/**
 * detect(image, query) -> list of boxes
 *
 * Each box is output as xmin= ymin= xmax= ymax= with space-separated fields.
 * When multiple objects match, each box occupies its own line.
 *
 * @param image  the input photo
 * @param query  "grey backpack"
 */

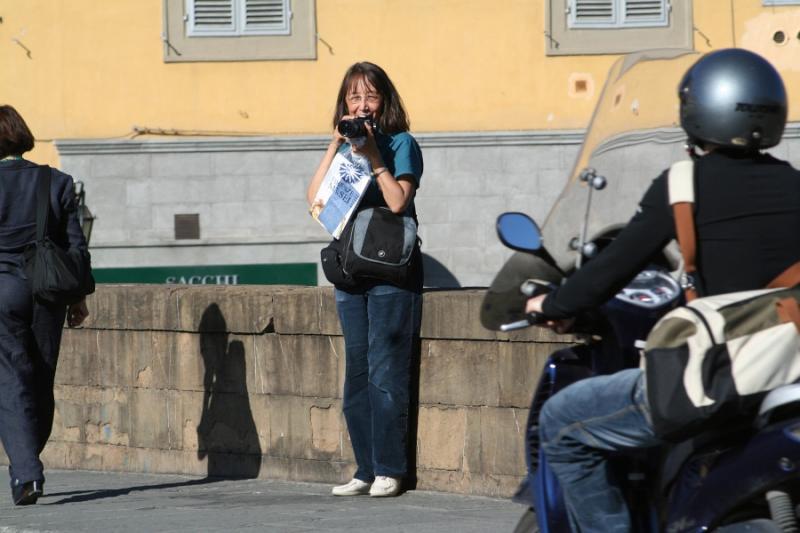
xmin=321 ymin=206 xmax=418 ymax=288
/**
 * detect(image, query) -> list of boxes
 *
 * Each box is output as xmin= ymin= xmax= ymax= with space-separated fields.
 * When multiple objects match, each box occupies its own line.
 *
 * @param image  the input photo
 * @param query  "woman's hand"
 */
xmin=350 ymin=121 xmax=384 ymax=169
xmin=525 ymin=294 xmax=574 ymax=334
xmin=331 ymin=120 xmax=348 ymax=147
xmin=67 ymin=299 xmax=89 ymax=328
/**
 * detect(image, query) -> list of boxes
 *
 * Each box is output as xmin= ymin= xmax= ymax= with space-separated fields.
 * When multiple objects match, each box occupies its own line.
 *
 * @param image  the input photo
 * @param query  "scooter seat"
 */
xmin=756 ymin=383 xmax=800 ymax=428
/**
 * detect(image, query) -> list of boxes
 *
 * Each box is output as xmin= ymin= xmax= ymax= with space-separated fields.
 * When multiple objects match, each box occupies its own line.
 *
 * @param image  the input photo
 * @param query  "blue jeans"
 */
xmin=335 ymin=284 xmax=422 ymax=481
xmin=539 ymin=368 xmax=662 ymax=533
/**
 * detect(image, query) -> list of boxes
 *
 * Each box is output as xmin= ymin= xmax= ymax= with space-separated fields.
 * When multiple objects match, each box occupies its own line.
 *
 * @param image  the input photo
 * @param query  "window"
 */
xmin=763 ymin=0 xmax=800 ymax=5
xmin=174 ymin=214 xmax=201 ymax=240
xmin=187 ymin=0 xmax=290 ymax=37
xmin=162 ymin=0 xmax=316 ymax=62
xmin=546 ymin=0 xmax=692 ymax=56
xmin=569 ymin=0 xmax=669 ymax=29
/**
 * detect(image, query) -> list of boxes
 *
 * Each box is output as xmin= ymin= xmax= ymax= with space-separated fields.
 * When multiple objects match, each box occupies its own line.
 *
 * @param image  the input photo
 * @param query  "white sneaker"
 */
xmin=331 ymin=478 xmax=371 ymax=496
xmin=369 ymin=476 xmax=401 ymax=497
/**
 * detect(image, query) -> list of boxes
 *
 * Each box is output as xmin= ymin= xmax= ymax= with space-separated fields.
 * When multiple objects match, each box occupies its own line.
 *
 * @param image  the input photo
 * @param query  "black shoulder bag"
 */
xmin=320 ymin=206 xmax=418 ymax=288
xmin=23 ymin=166 xmax=96 ymax=305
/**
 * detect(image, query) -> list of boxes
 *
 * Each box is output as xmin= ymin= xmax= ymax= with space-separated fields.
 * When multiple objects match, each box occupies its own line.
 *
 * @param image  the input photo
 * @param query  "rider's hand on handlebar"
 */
xmin=525 ymin=294 xmax=576 ymax=334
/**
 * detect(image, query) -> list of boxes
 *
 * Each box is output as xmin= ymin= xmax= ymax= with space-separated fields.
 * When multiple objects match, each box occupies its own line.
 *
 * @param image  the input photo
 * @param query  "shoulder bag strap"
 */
xmin=667 ymin=160 xmax=698 ymax=302
xmin=35 ymin=166 xmax=52 ymax=242
xmin=668 ymin=160 xmax=800 ymax=294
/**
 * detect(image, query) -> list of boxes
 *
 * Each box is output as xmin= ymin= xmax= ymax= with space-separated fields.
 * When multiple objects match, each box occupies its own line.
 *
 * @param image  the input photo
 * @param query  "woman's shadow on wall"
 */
xmin=196 ymin=303 xmax=262 ymax=479
xmin=422 ymin=253 xmax=461 ymax=289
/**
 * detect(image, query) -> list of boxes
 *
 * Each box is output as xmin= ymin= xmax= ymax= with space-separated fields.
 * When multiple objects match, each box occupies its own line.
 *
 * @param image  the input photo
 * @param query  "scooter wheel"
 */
xmin=512 ymin=507 xmax=539 ymax=533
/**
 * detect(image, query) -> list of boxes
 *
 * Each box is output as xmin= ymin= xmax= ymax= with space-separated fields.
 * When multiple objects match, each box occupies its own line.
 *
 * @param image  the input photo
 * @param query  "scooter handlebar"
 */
xmin=498 ymin=281 xmax=556 ymax=331
xmin=498 ymin=312 xmax=550 ymax=331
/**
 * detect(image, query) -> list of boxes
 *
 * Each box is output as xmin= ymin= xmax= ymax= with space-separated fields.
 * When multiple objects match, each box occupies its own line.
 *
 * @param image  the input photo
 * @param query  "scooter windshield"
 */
xmin=542 ymin=49 xmax=701 ymax=273
xmin=480 ymin=50 xmax=705 ymax=331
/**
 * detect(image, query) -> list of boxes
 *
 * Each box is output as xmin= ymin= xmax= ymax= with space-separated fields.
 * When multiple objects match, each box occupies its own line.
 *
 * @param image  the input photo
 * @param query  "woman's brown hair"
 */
xmin=332 ymin=62 xmax=410 ymax=135
xmin=0 ymin=105 xmax=34 ymax=159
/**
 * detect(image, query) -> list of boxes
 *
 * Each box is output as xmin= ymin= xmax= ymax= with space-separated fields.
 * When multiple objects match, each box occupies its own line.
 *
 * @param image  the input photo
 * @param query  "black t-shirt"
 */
xmin=542 ymin=150 xmax=800 ymax=318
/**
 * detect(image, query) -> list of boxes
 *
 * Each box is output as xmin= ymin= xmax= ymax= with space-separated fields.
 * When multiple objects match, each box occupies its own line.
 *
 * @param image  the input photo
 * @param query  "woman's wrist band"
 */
xmin=371 ymin=167 xmax=388 ymax=178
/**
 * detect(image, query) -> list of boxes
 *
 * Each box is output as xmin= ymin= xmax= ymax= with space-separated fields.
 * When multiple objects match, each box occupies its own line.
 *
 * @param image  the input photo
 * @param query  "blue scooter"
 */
xmin=481 ymin=211 xmax=800 ymax=533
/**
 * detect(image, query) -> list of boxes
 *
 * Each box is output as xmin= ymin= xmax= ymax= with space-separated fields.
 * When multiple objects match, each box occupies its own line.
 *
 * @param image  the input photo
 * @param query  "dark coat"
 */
xmin=0 ymin=158 xmax=87 ymax=268
xmin=0 ymin=157 xmax=90 ymax=484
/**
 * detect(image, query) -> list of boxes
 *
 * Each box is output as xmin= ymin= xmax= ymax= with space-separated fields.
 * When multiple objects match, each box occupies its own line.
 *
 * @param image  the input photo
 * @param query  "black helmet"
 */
xmin=678 ymin=48 xmax=787 ymax=150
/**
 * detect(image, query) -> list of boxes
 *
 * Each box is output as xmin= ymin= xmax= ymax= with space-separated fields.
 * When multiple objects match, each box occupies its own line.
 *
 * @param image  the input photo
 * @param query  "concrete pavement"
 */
xmin=0 ymin=470 xmax=525 ymax=532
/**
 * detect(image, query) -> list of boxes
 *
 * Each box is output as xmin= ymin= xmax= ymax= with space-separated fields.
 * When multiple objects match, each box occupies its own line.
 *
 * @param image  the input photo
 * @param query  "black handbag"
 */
xmin=23 ymin=167 xmax=95 ymax=305
xmin=321 ymin=206 xmax=418 ymax=288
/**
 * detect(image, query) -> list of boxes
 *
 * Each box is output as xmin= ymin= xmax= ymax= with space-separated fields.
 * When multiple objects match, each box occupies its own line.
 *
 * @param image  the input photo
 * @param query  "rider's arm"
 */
xmin=540 ymin=172 xmax=676 ymax=319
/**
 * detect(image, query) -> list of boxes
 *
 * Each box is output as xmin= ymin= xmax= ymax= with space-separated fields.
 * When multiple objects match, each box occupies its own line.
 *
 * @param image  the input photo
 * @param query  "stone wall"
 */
xmin=56 ymin=131 xmax=584 ymax=288
xmin=0 ymin=285 xmax=577 ymax=498
xmin=56 ymin=125 xmax=800 ymax=288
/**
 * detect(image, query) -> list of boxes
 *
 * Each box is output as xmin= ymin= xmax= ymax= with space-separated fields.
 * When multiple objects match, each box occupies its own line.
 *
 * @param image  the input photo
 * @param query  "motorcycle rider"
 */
xmin=525 ymin=48 xmax=800 ymax=532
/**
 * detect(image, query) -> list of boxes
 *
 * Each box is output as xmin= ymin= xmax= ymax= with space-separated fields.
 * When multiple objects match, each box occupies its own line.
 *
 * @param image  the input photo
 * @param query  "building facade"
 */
xmin=3 ymin=0 xmax=800 ymax=286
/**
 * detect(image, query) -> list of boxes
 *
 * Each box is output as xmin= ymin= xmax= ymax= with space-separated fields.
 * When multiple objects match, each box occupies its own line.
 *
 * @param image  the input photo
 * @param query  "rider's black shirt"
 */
xmin=542 ymin=150 xmax=800 ymax=319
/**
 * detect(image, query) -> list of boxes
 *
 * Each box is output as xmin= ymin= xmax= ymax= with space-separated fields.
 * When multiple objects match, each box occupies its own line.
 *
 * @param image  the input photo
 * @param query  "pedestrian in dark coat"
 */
xmin=0 ymin=105 xmax=90 ymax=505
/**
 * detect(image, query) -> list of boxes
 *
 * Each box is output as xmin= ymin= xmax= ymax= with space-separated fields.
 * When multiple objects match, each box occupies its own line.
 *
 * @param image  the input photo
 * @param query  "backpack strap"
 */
xmin=776 ymin=298 xmax=800 ymax=332
xmin=667 ymin=160 xmax=698 ymax=302
xmin=668 ymin=160 xmax=800 ymax=296
xmin=767 ymin=261 xmax=800 ymax=289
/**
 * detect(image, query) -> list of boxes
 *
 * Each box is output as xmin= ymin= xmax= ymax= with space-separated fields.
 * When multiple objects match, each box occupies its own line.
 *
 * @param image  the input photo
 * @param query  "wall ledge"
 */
xmin=55 ymin=130 xmax=586 ymax=155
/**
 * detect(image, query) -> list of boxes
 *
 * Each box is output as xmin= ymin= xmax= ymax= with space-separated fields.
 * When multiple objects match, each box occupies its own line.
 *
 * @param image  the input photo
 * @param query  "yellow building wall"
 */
xmin=2 ymin=0 xmax=800 ymax=167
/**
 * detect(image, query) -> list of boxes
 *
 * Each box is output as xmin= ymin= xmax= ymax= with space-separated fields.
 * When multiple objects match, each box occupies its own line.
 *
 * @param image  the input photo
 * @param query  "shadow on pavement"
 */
xmin=44 ymin=477 xmax=225 ymax=505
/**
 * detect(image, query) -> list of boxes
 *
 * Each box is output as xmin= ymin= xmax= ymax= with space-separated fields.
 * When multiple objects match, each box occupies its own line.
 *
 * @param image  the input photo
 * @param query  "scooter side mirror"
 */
xmin=497 ymin=212 xmax=542 ymax=252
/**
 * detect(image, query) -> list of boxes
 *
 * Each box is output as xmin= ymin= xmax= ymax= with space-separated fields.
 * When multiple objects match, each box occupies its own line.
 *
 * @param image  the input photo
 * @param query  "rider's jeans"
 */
xmin=539 ymin=368 xmax=662 ymax=533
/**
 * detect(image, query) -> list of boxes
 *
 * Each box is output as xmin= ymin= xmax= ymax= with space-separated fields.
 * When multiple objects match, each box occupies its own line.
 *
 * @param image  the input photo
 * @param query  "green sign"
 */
xmin=93 ymin=263 xmax=317 ymax=286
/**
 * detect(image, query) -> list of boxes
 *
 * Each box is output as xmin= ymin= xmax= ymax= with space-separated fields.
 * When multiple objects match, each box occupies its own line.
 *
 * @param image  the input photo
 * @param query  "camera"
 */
xmin=337 ymin=116 xmax=376 ymax=138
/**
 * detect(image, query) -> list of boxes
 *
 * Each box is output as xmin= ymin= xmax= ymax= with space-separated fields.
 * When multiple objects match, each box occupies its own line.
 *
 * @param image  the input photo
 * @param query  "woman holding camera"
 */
xmin=307 ymin=62 xmax=423 ymax=498
xmin=0 ymin=105 xmax=91 ymax=505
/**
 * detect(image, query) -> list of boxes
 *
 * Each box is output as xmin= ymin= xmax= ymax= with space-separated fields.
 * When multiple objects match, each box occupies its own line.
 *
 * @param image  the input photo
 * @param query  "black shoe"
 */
xmin=11 ymin=479 xmax=43 ymax=506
